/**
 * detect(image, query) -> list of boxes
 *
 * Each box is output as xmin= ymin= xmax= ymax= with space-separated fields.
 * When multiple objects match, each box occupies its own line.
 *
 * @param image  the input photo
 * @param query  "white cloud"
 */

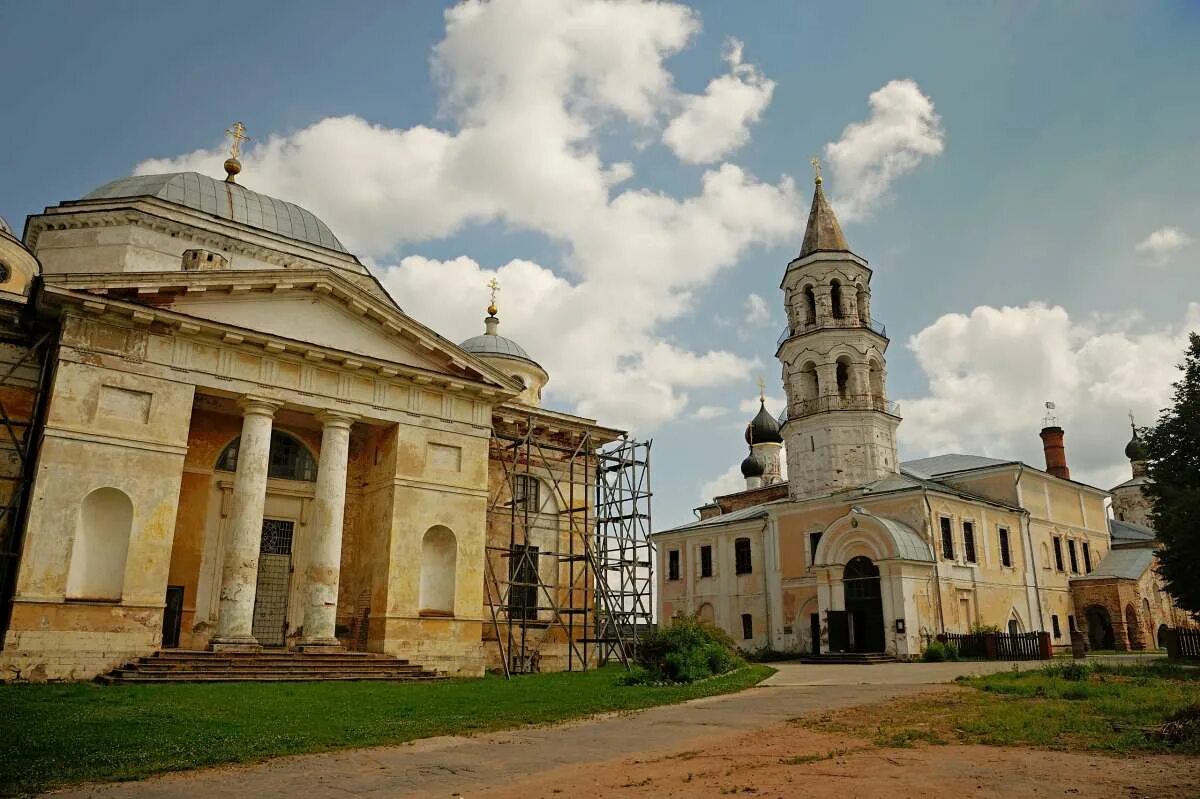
xmin=135 ymin=0 xmax=798 ymax=432
xmin=699 ymin=463 xmax=746 ymax=503
xmin=1135 ymin=226 xmax=1192 ymax=266
xmin=662 ymin=38 xmax=775 ymax=164
xmin=689 ymin=405 xmax=728 ymax=421
xmin=898 ymin=302 xmax=1200 ymax=490
xmin=824 ymin=79 xmax=944 ymax=221
xmin=744 ymin=292 xmax=772 ymax=326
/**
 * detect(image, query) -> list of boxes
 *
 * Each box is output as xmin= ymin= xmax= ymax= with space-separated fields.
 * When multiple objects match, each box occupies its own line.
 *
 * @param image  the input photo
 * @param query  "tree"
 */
xmin=1144 ymin=331 xmax=1200 ymax=614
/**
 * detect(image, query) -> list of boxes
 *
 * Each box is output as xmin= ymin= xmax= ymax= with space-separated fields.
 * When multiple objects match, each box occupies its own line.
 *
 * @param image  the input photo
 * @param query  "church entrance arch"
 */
xmin=1084 ymin=604 xmax=1115 ymax=650
xmin=842 ymin=556 xmax=885 ymax=653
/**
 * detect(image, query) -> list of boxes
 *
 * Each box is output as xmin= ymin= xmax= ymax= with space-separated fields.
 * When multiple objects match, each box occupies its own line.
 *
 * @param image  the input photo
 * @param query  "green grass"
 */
xmin=801 ymin=662 xmax=1200 ymax=756
xmin=0 ymin=664 xmax=772 ymax=796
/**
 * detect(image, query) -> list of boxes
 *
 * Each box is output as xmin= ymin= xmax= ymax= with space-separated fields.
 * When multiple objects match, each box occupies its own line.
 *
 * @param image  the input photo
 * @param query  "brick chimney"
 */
xmin=1039 ymin=425 xmax=1070 ymax=480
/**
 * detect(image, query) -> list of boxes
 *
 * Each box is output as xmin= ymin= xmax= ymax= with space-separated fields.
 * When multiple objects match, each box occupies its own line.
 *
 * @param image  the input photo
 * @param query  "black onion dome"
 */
xmin=1124 ymin=428 xmax=1148 ymax=461
xmin=740 ymin=450 xmax=765 ymax=479
xmin=745 ymin=400 xmax=783 ymax=445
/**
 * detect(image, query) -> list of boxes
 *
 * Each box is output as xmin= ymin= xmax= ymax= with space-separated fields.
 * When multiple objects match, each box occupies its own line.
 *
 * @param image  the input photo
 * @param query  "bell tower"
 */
xmin=777 ymin=164 xmax=900 ymax=499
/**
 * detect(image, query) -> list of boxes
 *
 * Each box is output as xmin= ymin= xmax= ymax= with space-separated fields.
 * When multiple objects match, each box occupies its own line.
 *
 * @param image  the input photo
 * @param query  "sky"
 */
xmin=2 ymin=1 xmax=1198 ymax=528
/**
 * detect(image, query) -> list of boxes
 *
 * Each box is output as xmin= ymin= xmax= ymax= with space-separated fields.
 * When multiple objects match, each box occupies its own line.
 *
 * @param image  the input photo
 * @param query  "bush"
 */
xmin=922 ymin=641 xmax=959 ymax=662
xmin=740 ymin=645 xmax=799 ymax=663
xmin=635 ymin=613 xmax=744 ymax=683
xmin=1055 ymin=661 xmax=1090 ymax=682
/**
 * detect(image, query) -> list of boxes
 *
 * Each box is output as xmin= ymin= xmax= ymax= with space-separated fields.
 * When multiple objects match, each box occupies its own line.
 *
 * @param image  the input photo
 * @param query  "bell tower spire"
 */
xmin=776 ymin=167 xmax=900 ymax=498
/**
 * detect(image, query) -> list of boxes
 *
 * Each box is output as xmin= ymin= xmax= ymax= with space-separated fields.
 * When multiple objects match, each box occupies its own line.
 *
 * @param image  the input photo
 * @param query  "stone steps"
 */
xmin=796 ymin=652 xmax=896 ymax=665
xmin=97 ymin=649 xmax=442 ymax=684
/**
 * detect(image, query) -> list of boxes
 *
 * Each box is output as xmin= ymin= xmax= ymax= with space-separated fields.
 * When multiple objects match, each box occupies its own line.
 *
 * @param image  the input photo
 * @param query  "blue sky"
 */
xmin=3 ymin=1 xmax=1198 ymax=527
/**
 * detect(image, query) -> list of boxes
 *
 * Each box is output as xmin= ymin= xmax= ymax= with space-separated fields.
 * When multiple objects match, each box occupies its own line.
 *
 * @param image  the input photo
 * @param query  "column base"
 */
xmin=296 ymin=639 xmax=344 ymax=652
xmin=209 ymin=637 xmax=263 ymax=653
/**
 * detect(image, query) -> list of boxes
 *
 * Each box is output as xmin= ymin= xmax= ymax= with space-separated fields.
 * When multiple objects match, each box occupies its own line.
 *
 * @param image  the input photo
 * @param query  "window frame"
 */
xmin=1052 ymin=536 xmax=1065 ymax=572
xmin=1051 ymin=614 xmax=1061 ymax=639
xmin=741 ymin=613 xmax=753 ymax=641
xmin=513 ymin=474 xmax=540 ymax=514
xmin=699 ymin=544 xmax=713 ymax=578
xmin=667 ymin=549 xmax=680 ymax=581
xmin=1082 ymin=541 xmax=1092 ymax=573
xmin=734 ymin=537 xmax=753 ymax=575
xmin=1066 ymin=538 xmax=1079 ymax=574
xmin=962 ymin=520 xmax=977 ymax=564
xmin=998 ymin=526 xmax=1013 ymax=568
xmin=939 ymin=516 xmax=955 ymax=561
xmin=808 ymin=531 xmax=823 ymax=567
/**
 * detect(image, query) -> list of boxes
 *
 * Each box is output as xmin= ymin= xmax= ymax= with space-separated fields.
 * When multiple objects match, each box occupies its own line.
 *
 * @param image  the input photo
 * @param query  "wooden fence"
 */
xmin=938 ymin=631 xmax=1049 ymax=661
xmin=1168 ymin=627 xmax=1200 ymax=659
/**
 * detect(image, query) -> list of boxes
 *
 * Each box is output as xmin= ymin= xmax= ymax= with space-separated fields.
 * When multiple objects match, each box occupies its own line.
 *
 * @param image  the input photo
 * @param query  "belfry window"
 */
xmin=830 ymin=280 xmax=844 ymax=319
xmin=216 ymin=430 xmax=317 ymax=481
xmin=803 ymin=286 xmax=817 ymax=325
xmin=835 ymin=358 xmax=850 ymax=398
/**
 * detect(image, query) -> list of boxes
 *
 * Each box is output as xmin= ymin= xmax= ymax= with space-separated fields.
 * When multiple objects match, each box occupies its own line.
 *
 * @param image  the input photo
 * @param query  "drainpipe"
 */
xmin=759 ymin=516 xmax=774 ymax=650
xmin=921 ymin=487 xmax=946 ymax=635
xmin=1015 ymin=463 xmax=1046 ymax=631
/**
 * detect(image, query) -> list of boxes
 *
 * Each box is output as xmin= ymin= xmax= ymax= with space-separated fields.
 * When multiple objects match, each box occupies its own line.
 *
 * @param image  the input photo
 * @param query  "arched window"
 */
xmin=835 ymin=357 xmax=851 ymax=398
xmin=803 ymin=285 xmax=817 ymax=325
xmin=830 ymin=280 xmax=844 ymax=320
xmin=868 ymin=358 xmax=884 ymax=399
xmin=856 ymin=284 xmax=869 ymax=322
xmin=799 ymin=361 xmax=819 ymax=402
xmin=419 ymin=526 xmax=457 ymax=615
xmin=216 ymin=430 xmax=317 ymax=481
xmin=66 ymin=487 xmax=134 ymax=601
xmin=696 ymin=602 xmax=715 ymax=623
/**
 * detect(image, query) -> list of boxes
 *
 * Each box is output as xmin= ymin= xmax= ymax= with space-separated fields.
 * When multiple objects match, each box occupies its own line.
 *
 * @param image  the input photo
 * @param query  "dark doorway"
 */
xmin=843 ymin=556 xmax=885 ymax=653
xmin=508 ymin=544 xmax=540 ymax=621
xmin=809 ymin=612 xmax=821 ymax=656
xmin=162 ymin=585 xmax=184 ymax=648
xmin=826 ymin=610 xmax=850 ymax=652
xmin=1085 ymin=605 xmax=1115 ymax=650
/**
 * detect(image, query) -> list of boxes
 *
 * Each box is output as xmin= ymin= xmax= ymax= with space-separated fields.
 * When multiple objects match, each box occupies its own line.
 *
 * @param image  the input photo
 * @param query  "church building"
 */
xmin=654 ymin=168 xmax=1191 ymax=658
xmin=0 ymin=129 xmax=645 ymax=682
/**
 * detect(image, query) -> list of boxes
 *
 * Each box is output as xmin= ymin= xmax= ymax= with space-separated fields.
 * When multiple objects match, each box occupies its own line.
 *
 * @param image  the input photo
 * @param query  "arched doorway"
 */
xmin=1125 ymin=604 xmax=1141 ymax=650
xmin=1157 ymin=624 xmax=1170 ymax=650
xmin=843 ymin=556 xmax=885 ymax=653
xmin=1085 ymin=605 xmax=1115 ymax=650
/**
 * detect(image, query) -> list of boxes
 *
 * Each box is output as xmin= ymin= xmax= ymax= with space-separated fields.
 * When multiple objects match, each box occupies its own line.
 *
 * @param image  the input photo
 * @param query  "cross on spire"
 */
xmin=810 ymin=157 xmax=823 ymax=185
xmin=757 ymin=375 xmax=766 ymax=402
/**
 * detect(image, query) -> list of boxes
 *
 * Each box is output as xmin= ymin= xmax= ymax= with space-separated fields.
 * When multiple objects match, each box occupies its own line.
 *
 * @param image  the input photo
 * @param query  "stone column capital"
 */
xmin=237 ymin=395 xmax=284 ymax=417
xmin=314 ymin=409 xmax=360 ymax=429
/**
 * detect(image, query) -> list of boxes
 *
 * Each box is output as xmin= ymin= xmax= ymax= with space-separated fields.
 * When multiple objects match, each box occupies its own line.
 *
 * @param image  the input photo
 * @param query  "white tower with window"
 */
xmin=777 ymin=167 xmax=900 ymax=499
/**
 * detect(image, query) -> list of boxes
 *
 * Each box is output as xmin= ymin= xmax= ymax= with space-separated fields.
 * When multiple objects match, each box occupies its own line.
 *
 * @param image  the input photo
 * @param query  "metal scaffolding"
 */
xmin=483 ymin=417 xmax=652 ymax=677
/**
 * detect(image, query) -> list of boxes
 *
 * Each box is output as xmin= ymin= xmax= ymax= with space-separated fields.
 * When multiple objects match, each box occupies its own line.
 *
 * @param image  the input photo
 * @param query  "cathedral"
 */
xmin=655 ymin=169 xmax=1191 ymax=658
xmin=0 ymin=130 xmax=646 ymax=682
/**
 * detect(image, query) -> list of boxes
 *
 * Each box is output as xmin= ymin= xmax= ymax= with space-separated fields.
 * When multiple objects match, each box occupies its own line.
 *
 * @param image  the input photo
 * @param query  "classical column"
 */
xmin=299 ymin=410 xmax=357 ymax=649
xmin=212 ymin=396 xmax=283 ymax=650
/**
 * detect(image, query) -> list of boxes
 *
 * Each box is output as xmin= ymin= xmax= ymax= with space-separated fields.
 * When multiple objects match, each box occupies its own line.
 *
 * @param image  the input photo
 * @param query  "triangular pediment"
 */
xmin=40 ymin=268 xmax=520 ymax=393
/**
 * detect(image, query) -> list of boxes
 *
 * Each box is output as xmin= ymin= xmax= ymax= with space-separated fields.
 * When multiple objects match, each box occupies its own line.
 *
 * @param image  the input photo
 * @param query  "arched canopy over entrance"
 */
xmin=813 ymin=507 xmax=934 ymax=568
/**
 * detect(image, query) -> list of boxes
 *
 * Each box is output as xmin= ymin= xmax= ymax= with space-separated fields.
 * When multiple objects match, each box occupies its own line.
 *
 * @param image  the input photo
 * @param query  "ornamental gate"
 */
xmin=251 ymin=519 xmax=294 ymax=646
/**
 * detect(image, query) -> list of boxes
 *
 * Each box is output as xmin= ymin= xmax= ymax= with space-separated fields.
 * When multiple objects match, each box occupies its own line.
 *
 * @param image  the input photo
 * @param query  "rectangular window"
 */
xmin=963 ymin=521 xmax=977 ymax=564
xmin=507 ymin=545 xmax=539 ymax=620
xmin=1052 ymin=536 xmax=1065 ymax=572
xmin=667 ymin=549 xmax=680 ymax=581
xmin=1067 ymin=539 xmax=1079 ymax=574
xmin=735 ymin=537 xmax=752 ymax=575
xmin=999 ymin=527 xmax=1012 ymax=567
xmin=809 ymin=531 xmax=823 ymax=566
xmin=1052 ymin=614 xmax=1062 ymax=638
xmin=700 ymin=545 xmax=713 ymax=578
xmin=939 ymin=517 xmax=954 ymax=560
xmin=1082 ymin=541 xmax=1092 ymax=573
xmin=741 ymin=613 xmax=753 ymax=640
xmin=514 ymin=475 xmax=540 ymax=513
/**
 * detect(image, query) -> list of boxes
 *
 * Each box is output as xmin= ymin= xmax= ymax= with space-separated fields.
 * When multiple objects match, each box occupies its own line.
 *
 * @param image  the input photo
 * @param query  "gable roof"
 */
xmin=1072 ymin=547 xmax=1155 ymax=581
xmin=901 ymin=454 xmax=1015 ymax=479
xmin=39 ymin=268 xmax=523 ymax=394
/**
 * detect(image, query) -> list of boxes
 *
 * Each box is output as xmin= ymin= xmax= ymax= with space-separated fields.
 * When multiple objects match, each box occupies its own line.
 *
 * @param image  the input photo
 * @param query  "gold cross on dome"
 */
xmin=757 ymin=375 xmax=766 ymax=401
xmin=486 ymin=277 xmax=500 ymax=315
xmin=225 ymin=121 xmax=252 ymax=160
xmin=810 ymin=157 xmax=822 ymax=183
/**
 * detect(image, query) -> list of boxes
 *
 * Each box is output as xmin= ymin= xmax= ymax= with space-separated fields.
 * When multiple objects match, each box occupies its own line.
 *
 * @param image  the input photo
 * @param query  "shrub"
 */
xmin=1055 ymin=661 xmax=1090 ymax=682
xmin=740 ymin=645 xmax=798 ymax=663
xmin=922 ymin=641 xmax=959 ymax=662
xmin=635 ymin=613 xmax=744 ymax=683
